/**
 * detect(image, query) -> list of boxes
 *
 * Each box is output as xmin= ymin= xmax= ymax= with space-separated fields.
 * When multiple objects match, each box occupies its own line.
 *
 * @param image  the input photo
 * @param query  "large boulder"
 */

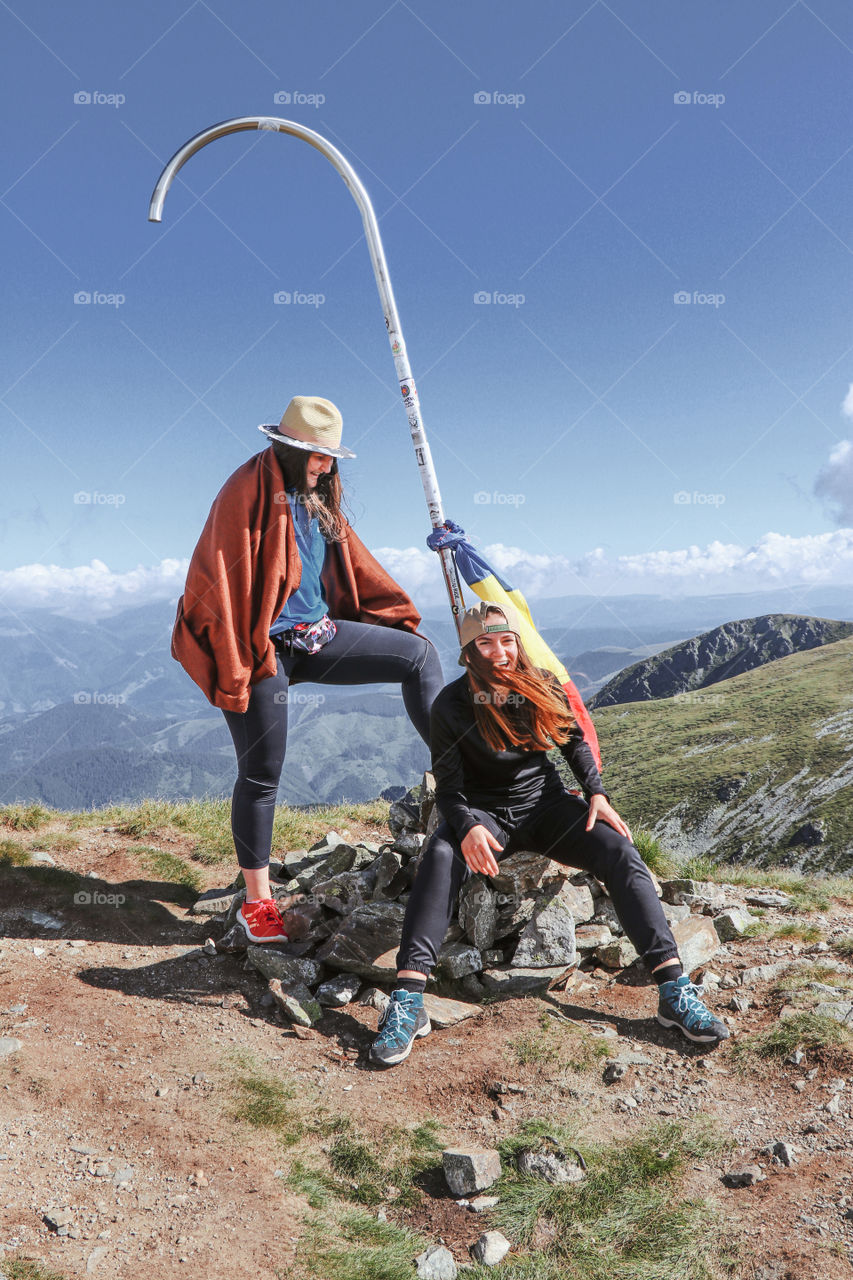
xmin=512 ymin=893 xmax=577 ymax=968
xmin=458 ymin=878 xmax=498 ymax=951
xmin=315 ymin=902 xmax=407 ymax=980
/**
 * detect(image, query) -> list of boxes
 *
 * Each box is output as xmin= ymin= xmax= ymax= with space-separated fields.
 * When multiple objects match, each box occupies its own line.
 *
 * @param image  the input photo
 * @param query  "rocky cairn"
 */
xmin=192 ymin=774 xmax=750 ymax=1026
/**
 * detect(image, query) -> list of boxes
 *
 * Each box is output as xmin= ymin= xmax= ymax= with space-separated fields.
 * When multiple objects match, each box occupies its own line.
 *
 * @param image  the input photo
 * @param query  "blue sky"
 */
xmin=1 ymin=0 xmax=852 ymax=615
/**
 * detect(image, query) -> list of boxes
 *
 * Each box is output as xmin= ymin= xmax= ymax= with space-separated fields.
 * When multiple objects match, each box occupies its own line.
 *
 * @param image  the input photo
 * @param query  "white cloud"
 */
xmin=842 ymin=383 xmax=853 ymax=420
xmin=376 ymin=529 xmax=853 ymax=605
xmin=0 ymin=558 xmax=188 ymax=620
xmin=2 ymin=531 xmax=853 ymax=620
xmin=815 ymin=439 xmax=853 ymax=525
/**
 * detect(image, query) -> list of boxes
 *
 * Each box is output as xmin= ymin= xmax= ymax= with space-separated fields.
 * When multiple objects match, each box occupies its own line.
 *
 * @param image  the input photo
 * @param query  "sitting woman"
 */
xmin=371 ymin=600 xmax=728 ymax=1066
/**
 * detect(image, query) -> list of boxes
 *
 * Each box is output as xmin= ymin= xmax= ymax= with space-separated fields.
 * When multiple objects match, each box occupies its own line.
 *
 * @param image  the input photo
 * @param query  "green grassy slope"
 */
xmin=580 ymin=636 xmax=853 ymax=874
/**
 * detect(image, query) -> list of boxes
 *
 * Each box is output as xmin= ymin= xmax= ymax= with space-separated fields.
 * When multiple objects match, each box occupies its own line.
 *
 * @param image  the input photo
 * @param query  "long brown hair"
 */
xmin=462 ymin=621 xmax=575 ymax=753
xmin=271 ymin=440 xmax=348 ymax=542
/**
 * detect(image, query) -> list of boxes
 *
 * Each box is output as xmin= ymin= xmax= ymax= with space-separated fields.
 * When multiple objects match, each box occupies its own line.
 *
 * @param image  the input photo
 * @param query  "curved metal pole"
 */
xmin=148 ymin=115 xmax=465 ymax=633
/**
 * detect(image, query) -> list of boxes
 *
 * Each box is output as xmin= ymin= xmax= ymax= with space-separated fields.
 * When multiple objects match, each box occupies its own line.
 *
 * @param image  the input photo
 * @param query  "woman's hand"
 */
xmin=585 ymin=794 xmax=633 ymax=842
xmin=460 ymin=824 xmax=503 ymax=877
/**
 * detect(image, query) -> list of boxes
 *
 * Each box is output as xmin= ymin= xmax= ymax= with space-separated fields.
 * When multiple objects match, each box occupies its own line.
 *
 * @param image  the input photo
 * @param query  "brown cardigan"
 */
xmin=172 ymin=447 xmax=421 ymax=712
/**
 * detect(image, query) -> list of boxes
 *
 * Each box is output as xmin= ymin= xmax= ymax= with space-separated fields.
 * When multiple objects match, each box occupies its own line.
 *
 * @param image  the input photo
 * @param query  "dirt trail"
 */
xmin=2 ymin=827 xmax=853 ymax=1278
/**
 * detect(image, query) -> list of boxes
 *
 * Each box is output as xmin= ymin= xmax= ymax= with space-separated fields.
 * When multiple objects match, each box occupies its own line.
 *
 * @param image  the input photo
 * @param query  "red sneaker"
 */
xmin=238 ymin=898 xmax=289 ymax=943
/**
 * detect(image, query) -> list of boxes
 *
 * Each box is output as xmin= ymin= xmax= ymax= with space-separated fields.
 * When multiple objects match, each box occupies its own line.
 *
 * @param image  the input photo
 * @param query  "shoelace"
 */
xmin=247 ymin=900 xmax=286 ymax=931
xmin=380 ymin=998 xmax=414 ymax=1041
xmin=673 ymin=982 xmax=713 ymax=1026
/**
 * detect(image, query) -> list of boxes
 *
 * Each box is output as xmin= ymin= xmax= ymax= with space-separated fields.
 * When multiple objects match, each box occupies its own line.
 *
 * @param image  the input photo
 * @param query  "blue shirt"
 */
xmin=269 ymin=489 xmax=329 ymax=635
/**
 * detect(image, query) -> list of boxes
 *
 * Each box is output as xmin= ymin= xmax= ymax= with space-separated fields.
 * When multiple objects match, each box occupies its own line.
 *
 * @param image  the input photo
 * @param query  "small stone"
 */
xmin=442 ymin=1147 xmax=502 ymax=1196
xmin=516 ymin=1148 xmax=584 ymax=1183
xmin=785 ymin=1049 xmax=806 ymax=1066
xmin=45 ymin=1208 xmax=74 ymax=1232
xmin=0 ymin=1038 xmax=22 ymax=1058
xmin=360 ymin=987 xmax=391 ymax=1016
xmin=574 ymin=924 xmax=613 ymax=951
xmin=744 ymin=889 xmax=791 ymax=909
xmin=436 ymin=941 xmax=483 ymax=980
xmin=729 ymin=994 xmax=751 ymax=1013
xmin=188 ymin=1168 xmax=208 ymax=1187
xmin=202 ymin=939 xmax=217 ymax=956
xmin=713 ymin=908 xmax=756 ymax=943
xmin=155 ymin=1087 xmax=169 ymax=1098
xmin=414 ymin=1242 xmax=457 ymax=1279
xmin=671 ymin=915 xmax=720 ymax=974
xmin=470 ymin=1231 xmax=511 ymax=1266
xmin=722 ymin=1166 xmax=765 ymax=1188
xmin=316 ymin=973 xmax=362 ymax=1007
xmin=826 ymin=1093 xmax=841 ymax=1116
xmin=603 ymin=1061 xmax=627 ymax=1084
xmin=595 ymin=937 xmax=639 ymax=969
xmin=469 ymin=1195 xmax=500 ymax=1212
xmin=423 ymin=993 xmax=482 ymax=1029
xmin=773 ymin=1141 xmax=796 ymax=1167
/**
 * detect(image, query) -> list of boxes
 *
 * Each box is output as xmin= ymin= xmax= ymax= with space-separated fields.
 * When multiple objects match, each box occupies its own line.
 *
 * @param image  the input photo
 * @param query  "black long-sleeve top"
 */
xmin=430 ymin=672 xmax=606 ymax=843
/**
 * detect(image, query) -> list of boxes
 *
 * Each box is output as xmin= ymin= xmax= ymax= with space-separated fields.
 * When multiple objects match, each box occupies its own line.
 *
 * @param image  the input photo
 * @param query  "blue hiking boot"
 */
xmin=369 ymin=989 xmax=431 ymax=1067
xmin=657 ymin=975 xmax=730 ymax=1044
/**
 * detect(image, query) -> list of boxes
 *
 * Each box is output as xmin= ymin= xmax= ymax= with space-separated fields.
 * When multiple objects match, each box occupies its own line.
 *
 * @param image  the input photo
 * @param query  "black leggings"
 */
xmin=396 ymin=788 xmax=678 ymax=976
xmin=222 ymin=620 xmax=443 ymax=871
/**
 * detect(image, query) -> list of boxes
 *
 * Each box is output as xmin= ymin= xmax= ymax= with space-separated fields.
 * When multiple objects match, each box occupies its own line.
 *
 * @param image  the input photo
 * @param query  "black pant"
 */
xmin=222 ymin=620 xmax=443 ymax=871
xmin=396 ymin=787 xmax=678 ymax=976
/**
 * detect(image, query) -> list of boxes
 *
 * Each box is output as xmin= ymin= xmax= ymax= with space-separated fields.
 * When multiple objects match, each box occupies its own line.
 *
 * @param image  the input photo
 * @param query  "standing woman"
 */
xmin=371 ymin=600 xmax=728 ymax=1066
xmin=172 ymin=396 xmax=443 ymax=943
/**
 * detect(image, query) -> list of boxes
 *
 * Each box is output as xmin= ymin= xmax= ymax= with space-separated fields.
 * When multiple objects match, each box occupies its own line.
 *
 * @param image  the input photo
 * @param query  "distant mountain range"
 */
xmin=591 ymin=614 xmax=853 ymax=709
xmin=0 ymin=586 xmax=850 ymax=809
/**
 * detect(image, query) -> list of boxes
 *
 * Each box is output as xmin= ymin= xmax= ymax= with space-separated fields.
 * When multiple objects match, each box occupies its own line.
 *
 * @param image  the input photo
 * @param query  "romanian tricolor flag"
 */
xmin=427 ymin=521 xmax=602 ymax=770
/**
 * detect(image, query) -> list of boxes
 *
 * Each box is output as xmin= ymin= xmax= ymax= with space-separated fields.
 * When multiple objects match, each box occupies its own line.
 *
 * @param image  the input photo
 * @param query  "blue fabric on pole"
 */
xmin=426 ymin=520 xmax=467 ymax=552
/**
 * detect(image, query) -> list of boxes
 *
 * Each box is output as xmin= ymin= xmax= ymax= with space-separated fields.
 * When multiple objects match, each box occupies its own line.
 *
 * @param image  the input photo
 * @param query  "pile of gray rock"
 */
xmin=191 ymin=774 xmax=768 ymax=1025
